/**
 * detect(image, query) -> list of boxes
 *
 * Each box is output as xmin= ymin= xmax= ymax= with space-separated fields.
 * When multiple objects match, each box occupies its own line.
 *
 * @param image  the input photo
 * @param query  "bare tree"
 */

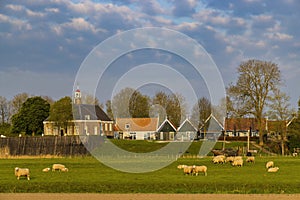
xmin=0 ymin=96 xmax=9 ymax=124
xmin=10 ymin=93 xmax=29 ymax=116
xmin=267 ymin=89 xmax=293 ymax=155
xmin=227 ymin=59 xmax=281 ymax=146
xmin=190 ymin=97 xmax=211 ymax=129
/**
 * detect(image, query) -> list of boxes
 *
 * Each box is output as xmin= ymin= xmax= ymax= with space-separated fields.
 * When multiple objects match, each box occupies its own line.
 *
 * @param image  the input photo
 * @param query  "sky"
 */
xmin=0 ymin=0 xmax=299 ymax=112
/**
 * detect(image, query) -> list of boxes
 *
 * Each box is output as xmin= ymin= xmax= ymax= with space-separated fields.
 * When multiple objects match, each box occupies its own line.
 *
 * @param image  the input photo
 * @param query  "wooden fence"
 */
xmin=0 ymin=136 xmax=91 ymax=157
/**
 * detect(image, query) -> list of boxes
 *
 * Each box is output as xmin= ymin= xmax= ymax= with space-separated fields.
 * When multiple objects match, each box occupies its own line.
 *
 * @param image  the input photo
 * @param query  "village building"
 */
xmin=43 ymin=89 xmax=114 ymax=137
xmin=176 ymin=118 xmax=198 ymax=141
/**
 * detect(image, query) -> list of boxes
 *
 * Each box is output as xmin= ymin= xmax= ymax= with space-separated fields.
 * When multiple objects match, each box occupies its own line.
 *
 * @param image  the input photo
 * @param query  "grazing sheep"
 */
xmin=268 ymin=167 xmax=279 ymax=173
xmin=42 ymin=167 xmax=50 ymax=172
xmin=177 ymin=165 xmax=187 ymax=169
xmin=192 ymin=165 xmax=207 ymax=176
xmin=61 ymin=167 xmax=69 ymax=172
xmin=232 ymin=159 xmax=243 ymax=167
xmin=183 ymin=166 xmax=194 ymax=175
xmin=225 ymin=156 xmax=235 ymax=163
xmin=52 ymin=164 xmax=66 ymax=171
xmin=246 ymin=156 xmax=255 ymax=163
xmin=234 ymin=156 xmax=243 ymax=161
xmin=266 ymin=161 xmax=274 ymax=169
xmin=14 ymin=167 xmax=30 ymax=180
xmin=212 ymin=155 xmax=225 ymax=164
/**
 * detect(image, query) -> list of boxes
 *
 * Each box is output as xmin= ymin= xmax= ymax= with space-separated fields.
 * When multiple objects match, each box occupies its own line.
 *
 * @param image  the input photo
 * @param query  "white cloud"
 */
xmin=265 ymin=32 xmax=293 ymax=41
xmin=0 ymin=13 xmax=32 ymax=31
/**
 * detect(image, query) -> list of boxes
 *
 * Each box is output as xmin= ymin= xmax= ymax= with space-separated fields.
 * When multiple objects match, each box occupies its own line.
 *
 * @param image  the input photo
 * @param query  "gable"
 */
xmin=177 ymin=119 xmax=197 ymax=132
xmin=157 ymin=119 xmax=177 ymax=132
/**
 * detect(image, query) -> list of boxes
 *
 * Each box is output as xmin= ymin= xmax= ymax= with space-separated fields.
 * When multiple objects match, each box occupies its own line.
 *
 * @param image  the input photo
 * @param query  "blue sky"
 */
xmin=0 ymin=0 xmax=299 ymax=111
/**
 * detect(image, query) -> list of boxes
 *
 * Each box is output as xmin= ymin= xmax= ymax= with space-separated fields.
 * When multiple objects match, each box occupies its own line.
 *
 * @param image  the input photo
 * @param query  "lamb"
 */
xmin=212 ymin=155 xmax=225 ymax=164
xmin=266 ymin=161 xmax=274 ymax=169
xmin=52 ymin=164 xmax=66 ymax=171
xmin=246 ymin=156 xmax=255 ymax=163
xmin=183 ymin=166 xmax=193 ymax=175
xmin=232 ymin=159 xmax=243 ymax=167
xmin=42 ymin=167 xmax=51 ymax=172
xmin=61 ymin=167 xmax=69 ymax=172
xmin=268 ymin=167 xmax=279 ymax=173
xmin=225 ymin=156 xmax=235 ymax=163
xmin=177 ymin=165 xmax=187 ymax=169
xmin=15 ymin=167 xmax=30 ymax=180
xmin=192 ymin=165 xmax=207 ymax=176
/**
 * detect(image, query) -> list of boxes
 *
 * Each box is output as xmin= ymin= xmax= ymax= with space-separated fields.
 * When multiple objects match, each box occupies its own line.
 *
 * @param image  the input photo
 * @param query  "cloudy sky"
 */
xmin=0 ymin=0 xmax=299 ymax=110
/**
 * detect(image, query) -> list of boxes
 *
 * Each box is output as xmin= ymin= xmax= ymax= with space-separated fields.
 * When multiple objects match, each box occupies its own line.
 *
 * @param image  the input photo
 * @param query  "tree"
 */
xmin=227 ymin=59 xmax=281 ymax=146
xmin=190 ymin=97 xmax=211 ymax=129
xmin=11 ymin=96 xmax=50 ymax=136
xmin=111 ymin=88 xmax=150 ymax=118
xmin=287 ymin=98 xmax=300 ymax=152
xmin=0 ymin=96 xmax=9 ymax=124
xmin=152 ymin=91 xmax=187 ymax=127
xmin=10 ymin=93 xmax=29 ymax=116
xmin=48 ymin=96 xmax=73 ymax=135
xmin=267 ymin=89 xmax=293 ymax=155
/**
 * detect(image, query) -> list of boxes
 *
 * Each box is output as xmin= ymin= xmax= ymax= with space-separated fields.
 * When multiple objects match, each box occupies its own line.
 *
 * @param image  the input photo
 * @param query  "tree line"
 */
xmin=0 ymin=59 xmax=299 ymax=152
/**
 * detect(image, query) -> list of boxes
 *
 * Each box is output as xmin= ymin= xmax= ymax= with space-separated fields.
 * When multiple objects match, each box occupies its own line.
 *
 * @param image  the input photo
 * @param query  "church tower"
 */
xmin=74 ymin=87 xmax=82 ymax=105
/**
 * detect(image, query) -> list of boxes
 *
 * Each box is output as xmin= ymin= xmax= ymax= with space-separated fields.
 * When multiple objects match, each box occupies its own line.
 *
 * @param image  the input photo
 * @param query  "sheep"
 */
xmin=225 ymin=156 xmax=235 ymax=163
xmin=177 ymin=165 xmax=187 ymax=169
xmin=212 ymin=155 xmax=225 ymax=164
xmin=183 ymin=165 xmax=194 ymax=175
xmin=192 ymin=165 xmax=207 ymax=176
xmin=42 ymin=167 xmax=50 ymax=172
xmin=234 ymin=156 xmax=243 ymax=161
xmin=268 ymin=167 xmax=279 ymax=173
xmin=232 ymin=159 xmax=243 ymax=167
xmin=246 ymin=156 xmax=255 ymax=163
xmin=14 ymin=167 xmax=30 ymax=180
xmin=61 ymin=167 xmax=69 ymax=172
xmin=52 ymin=164 xmax=66 ymax=171
xmin=266 ymin=161 xmax=274 ymax=169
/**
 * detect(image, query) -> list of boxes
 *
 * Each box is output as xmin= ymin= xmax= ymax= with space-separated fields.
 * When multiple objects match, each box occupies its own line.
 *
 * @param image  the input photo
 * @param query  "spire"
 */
xmin=74 ymin=85 xmax=81 ymax=105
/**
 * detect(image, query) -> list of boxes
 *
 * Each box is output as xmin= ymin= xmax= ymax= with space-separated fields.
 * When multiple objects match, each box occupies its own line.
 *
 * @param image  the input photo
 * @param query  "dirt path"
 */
xmin=1 ymin=194 xmax=300 ymax=200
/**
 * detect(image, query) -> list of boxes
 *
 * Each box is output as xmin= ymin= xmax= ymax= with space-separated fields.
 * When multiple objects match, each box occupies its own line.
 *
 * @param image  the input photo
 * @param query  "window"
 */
xmin=105 ymin=123 xmax=108 ymax=131
xmin=109 ymin=124 xmax=112 ymax=131
xmin=94 ymin=126 xmax=98 ymax=135
xmin=85 ymin=115 xmax=90 ymax=120
xmin=125 ymin=123 xmax=130 ymax=130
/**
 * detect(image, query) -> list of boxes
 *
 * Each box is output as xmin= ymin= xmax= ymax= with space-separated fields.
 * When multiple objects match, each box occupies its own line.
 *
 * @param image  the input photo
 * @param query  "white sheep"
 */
xmin=177 ymin=165 xmax=187 ymax=169
xmin=212 ymin=155 xmax=225 ymax=164
xmin=246 ymin=156 xmax=255 ymax=163
xmin=268 ymin=167 xmax=279 ymax=173
xmin=225 ymin=156 xmax=235 ymax=163
xmin=183 ymin=165 xmax=193 ymax=175
xmin=232 ymin=159 xmax=243 ymax=167
xmin=192 ymin=165 xmax=207 ymax=176
xmin=266 ymin=161 xmax=274 ymax=169
xmin=42 ymin=167 xmax=50 ymax=172
xmin=15 ymin=167 xmax=30 ymax=180
xmin=52 ymin=164 xmax=66 ymax=171
xmin=234 ymin=156 xmax=243 ymax=161
xmin=61 ymin=167 xmax=69 ymax=172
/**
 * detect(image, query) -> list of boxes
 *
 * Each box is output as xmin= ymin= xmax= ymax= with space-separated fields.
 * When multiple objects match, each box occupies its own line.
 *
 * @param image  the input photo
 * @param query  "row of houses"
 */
xmin=43 ymin=89 xmax=294 ymax=141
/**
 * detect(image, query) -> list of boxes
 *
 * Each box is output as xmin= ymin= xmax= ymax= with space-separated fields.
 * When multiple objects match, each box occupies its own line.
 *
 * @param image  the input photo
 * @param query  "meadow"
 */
xmin=1 ymin=140 xmax=300 ymax=194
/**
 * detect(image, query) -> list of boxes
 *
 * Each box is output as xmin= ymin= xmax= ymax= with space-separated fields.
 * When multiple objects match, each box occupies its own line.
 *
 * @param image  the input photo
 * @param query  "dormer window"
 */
xmin=125 ymin=123 xmax=130 ymax=130
xmin=85 ymin=115 xmax=90 ymax=120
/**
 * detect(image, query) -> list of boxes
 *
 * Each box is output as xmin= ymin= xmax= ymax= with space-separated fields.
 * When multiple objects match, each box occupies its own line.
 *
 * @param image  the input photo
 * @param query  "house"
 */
xmin=224 ymin=118 xmax=266 ymax=137
xmin=176 ymin=118 xmax=197 ymax=141
xmin=156 ymin=118 xmax=177 ymax=140
xmin=115 ymin=117 xmax=159 ymax=140
xmin=43 ymin=89 xmax=114 ymax=137
xmin=200 ymin=114 xmax=224 ymax=141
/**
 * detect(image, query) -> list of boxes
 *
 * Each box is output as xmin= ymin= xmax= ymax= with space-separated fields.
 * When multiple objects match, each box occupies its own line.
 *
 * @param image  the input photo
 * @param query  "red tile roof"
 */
xmin=115 ymin=118 xmax=159 ymax=132
xmin=225 ymin=118 xmax=267 ymax=131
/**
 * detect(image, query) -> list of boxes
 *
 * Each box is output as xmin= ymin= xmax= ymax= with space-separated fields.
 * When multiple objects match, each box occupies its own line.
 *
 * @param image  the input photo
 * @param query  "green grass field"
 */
xmin=1 ymin=141 xmax=300 ymax=194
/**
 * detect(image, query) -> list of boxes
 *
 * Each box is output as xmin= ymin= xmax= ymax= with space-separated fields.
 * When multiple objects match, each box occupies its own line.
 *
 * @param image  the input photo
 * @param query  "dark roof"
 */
xmin=72 ymin=104 xmax=112 ymax=121
xmin=157 ymin=118 xmax=177 ymax=132
xmin=177 ymin=119 xmax=197 ymax=132
xmin=225 ymin=118 xmax=266 ymax=131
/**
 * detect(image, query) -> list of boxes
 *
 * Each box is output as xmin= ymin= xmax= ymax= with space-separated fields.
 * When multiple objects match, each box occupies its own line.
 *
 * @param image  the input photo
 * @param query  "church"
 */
xmin=43 ymin=89 xmax=114 ymax=137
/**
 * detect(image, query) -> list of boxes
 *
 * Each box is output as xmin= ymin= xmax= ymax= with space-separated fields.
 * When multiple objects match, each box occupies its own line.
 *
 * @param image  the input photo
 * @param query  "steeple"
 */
xmin=74 ymin=86 xmax=81 ymax=105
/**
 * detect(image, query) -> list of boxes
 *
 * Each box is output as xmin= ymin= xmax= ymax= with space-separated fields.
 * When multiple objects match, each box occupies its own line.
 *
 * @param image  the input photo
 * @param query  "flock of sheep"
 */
xmin=14 ymin=163 xmax=68 ymax=180
xmin=177 ymin=155 xmax=280 ymax=176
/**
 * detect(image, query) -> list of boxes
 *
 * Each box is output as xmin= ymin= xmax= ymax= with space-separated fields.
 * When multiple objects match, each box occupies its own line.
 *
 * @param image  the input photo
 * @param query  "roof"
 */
xmin=115 ymin=118 xmax=159 ymax=132
xmin=225 ymin=118 xmax=267 ymax=131
xmin=157 ymin=118 xmax=177 ymax=132
xmin=177 ymin=119 xmax=197 ymax=132
xmin=72 ymin=104 xmax=112 ymax=121
xmin=267 ymin=120 xmax=286 ymax=133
